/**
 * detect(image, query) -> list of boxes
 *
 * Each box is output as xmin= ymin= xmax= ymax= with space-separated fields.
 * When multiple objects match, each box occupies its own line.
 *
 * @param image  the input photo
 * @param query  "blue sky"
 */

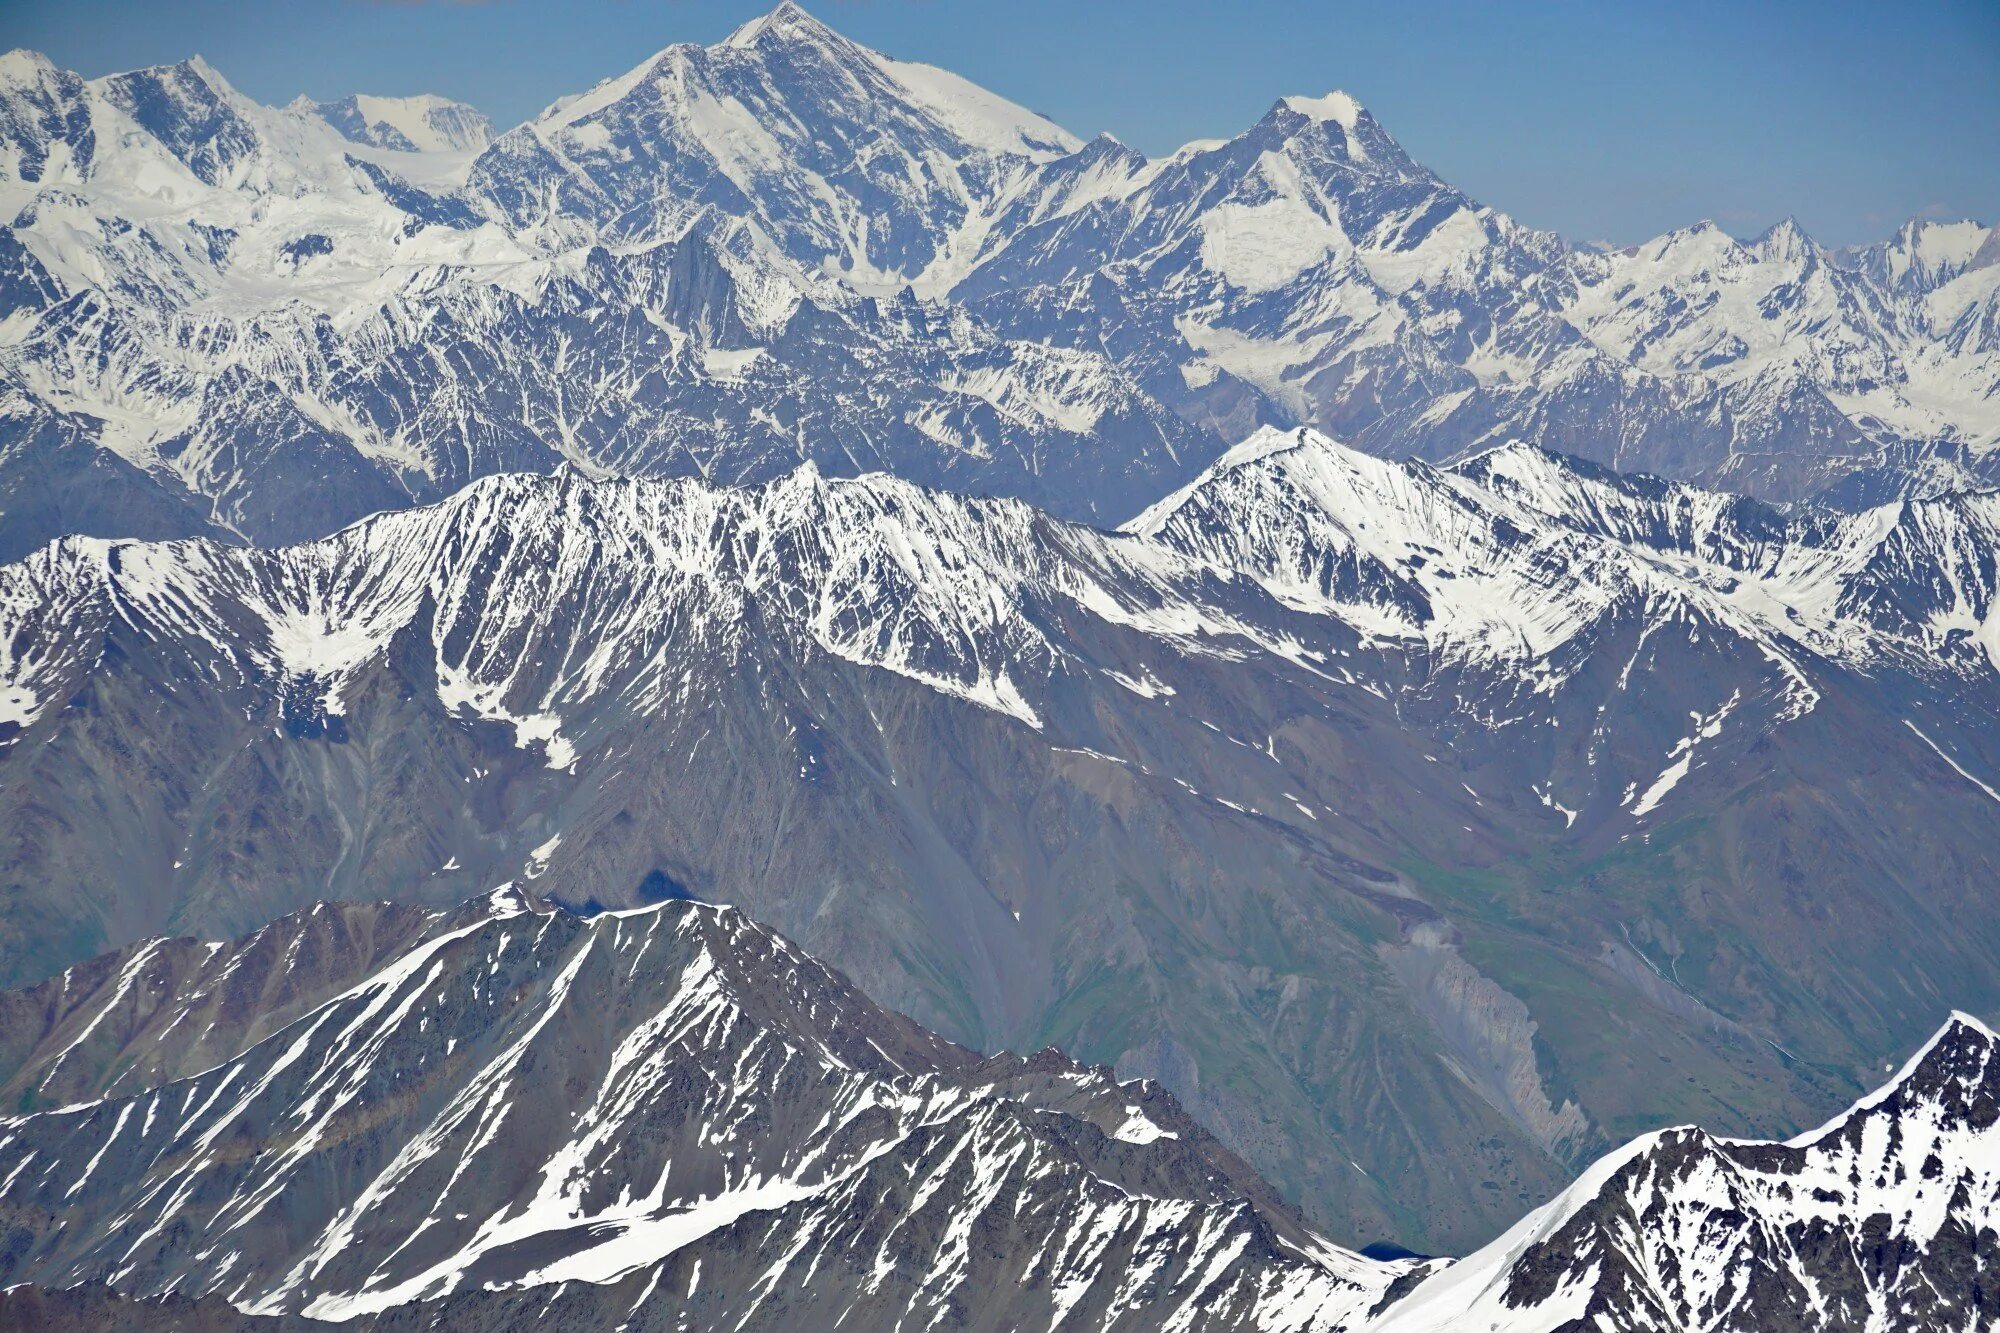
xmin=3 ymin=0 xmax=1994 ymax=247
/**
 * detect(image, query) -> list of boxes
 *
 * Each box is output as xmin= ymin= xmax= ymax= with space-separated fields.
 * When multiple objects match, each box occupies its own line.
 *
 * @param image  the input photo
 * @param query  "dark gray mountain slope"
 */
xmin=3 ymin=439 xmax=2000 ymax=1252
xmin=0 ymin=890 xmax=1412 ymax=1330
xmin=0 ymin=916 xmax=1993 ymax=1332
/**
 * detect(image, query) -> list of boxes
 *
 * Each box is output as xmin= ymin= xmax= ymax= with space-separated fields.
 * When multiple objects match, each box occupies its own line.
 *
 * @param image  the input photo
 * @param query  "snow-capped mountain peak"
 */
xmin=91 ymin=53 xmax=265 ymax=187
xmin=1379 ymin=1012 xmax=2000 ymax=1331
xmin=0 ymin=48 xmax=92 ymax=183
xmin=0 ymin=47 xmax=54 ymax=77
xmin=1751 ymin=214 xmax=1814 ymax=263
xmin=1791 ymin=1009 xmax=1998 ymax=1143
xmin=1281 ymin=90 xmax=1366 ymax=128
xmin=293 ymin=92 xmax=493 ymax=153
xmin=1251 ymin=85 xmax=1429 ymax=183
xmin=479 ymin=0 xmax=1081 ymax=282
xmin=0 ymin=47 xmax=64 ymax=98
xmin=1264 ymin=89 xmax=1418 ymax=176
xmin=721 ymin=0 xmax=844 ymax=52
xmin=1131 ymin=424 xmax=2000 ymax=723
xmin=3 ymin=7 xmax=1999 ymax=603
xmin=712 ymin=0 xmax=1085 ymax=171
xmin=1848 ymin=215 xmax=2000 ymax=295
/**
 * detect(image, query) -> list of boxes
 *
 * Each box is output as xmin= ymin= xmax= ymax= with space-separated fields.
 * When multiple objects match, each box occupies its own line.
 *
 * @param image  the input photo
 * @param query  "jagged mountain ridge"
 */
xmin=469 ymin=1 xmax=1083 ymax=279
xmin=4 ymin=436 xmax=2000 ymax=1252
xmin=11 ymin=424 xmax=2000 ymax=746
xmin=1135 ymin=427 xmax=2000 ymax=687
xmin=1 ymin=3 xmax=1996 ymax=558
xmin=0 ymin=898 xmax=1993 ymax=1331
xmin=0 ymin=888 xmax=1411 ymax=1330
xmin=1378 ymin=1013 xmax=2000 ymax=1332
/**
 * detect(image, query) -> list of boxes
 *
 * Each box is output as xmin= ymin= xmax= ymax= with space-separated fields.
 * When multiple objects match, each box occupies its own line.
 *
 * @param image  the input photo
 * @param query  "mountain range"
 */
xmin=3 ymin=3 xmax=1999 ymax=1319
xmin=5 ymin=425 xmax=2000 ymax=1255
xmin=0 ymin=890 xmax=1992 ymax=1330
xmin=1 ymin=2 xmax=1997 ymax=561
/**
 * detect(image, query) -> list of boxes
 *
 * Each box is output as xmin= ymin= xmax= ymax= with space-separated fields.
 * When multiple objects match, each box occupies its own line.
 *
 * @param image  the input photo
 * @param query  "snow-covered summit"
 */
xmin=1844 ymin=215 xmax=2000 ymax=295
xmin=292 ymin=92 xmax=493 ymax=153
xmin=2 ymin=4 xmax=1997 ymax=560
xmin=719 ymin=0 xmax=830 ymax=49
xmin=1281 ymin=90 xmax=1366 ymax=128
xmin=477 ymin=0 xmax=1079 ymax=284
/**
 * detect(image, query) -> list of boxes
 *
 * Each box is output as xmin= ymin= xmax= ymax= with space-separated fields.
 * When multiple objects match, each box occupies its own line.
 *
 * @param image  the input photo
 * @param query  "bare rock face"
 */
xmin=0 ymin=897 xmax=445 ymax=1112
xmin=1380 ymin=924 xmax=1594 ymax=1163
